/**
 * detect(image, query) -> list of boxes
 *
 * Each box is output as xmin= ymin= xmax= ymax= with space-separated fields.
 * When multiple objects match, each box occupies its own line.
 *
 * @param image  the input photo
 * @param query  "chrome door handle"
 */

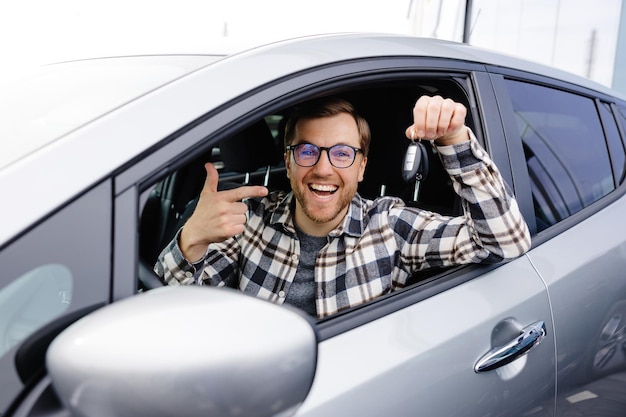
xmin=474 ymin=320 xmax=546 ymax=373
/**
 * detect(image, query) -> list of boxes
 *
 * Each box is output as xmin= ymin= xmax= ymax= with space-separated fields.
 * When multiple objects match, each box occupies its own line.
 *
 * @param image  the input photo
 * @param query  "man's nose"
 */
xmin=312 ymin=149 xmax=334 ymax=174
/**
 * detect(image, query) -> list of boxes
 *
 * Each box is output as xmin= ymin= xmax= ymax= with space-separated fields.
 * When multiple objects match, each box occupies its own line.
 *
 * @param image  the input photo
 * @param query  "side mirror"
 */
xmin=47 ymin=286 xmax=318 ymax=417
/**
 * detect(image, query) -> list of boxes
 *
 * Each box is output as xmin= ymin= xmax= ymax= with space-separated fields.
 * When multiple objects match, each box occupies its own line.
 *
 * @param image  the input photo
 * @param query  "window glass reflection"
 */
xmin=0 ymin=263 xmax=72 ymax=358
xmin=506 ymin=79 xmax=614 ymax=230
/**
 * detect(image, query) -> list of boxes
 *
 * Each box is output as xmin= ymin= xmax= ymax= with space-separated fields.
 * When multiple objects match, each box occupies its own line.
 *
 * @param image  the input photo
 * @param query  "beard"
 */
xmin=290 ymin=174 xmax=357 ymax=226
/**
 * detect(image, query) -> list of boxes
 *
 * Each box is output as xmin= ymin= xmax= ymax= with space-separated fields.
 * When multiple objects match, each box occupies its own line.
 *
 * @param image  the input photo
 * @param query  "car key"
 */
xmin=402 ymin=140 xmax=429 ymax=201
xmin=402 ymin=140 xmax=422 ymax=182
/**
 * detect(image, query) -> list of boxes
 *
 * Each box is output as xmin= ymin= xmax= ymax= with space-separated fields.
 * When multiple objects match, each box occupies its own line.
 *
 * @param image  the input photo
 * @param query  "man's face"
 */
xmin=285 ymin=112 xmax=367 ymax=236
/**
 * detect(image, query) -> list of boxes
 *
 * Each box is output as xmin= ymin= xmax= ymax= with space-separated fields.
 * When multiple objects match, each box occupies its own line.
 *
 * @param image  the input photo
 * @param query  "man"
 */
xmin=155 ymin=95 xmax=531 ymax=319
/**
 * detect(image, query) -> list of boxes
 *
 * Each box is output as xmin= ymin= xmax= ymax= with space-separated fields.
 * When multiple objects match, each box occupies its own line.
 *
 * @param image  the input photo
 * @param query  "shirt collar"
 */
xmin=269 ymin=192 xmax=297 ymax=236
xmin=331 ymin=194 xmax=365 ymax=238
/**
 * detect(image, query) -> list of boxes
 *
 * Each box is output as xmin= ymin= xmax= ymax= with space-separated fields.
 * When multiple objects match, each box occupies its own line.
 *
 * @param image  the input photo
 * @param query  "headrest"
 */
xmin=219 ymin=120 xmax=282 ymax=173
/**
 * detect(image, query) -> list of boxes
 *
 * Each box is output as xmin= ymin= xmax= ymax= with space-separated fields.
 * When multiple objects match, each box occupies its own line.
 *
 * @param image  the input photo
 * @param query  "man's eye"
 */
xmin=331 ymin=148 xmax=351 ymax=158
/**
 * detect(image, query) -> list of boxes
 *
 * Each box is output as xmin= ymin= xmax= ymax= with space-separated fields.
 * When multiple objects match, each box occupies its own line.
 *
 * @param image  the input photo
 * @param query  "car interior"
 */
xmin=138 ymin=77 xmax=475 ymax=301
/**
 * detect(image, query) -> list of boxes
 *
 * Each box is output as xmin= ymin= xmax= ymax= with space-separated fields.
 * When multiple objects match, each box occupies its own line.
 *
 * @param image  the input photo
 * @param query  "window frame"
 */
xmin=114 ymin=57 xmax=526 ymax=339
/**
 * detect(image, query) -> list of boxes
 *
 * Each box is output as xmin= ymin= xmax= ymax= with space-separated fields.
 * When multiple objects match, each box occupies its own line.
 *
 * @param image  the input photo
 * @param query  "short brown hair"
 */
xmin=283 ymin=97 xmax=371 ymax=156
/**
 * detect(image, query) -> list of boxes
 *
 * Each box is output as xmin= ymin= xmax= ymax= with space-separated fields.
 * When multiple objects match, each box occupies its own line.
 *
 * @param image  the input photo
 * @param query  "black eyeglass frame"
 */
xmin=286 ymin=143 xmax=364 ymax=169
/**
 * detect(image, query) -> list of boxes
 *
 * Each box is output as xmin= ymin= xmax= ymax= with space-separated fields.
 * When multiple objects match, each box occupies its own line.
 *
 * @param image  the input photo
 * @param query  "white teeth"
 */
xmin=310 ymin=184 xmax=337 ymax=192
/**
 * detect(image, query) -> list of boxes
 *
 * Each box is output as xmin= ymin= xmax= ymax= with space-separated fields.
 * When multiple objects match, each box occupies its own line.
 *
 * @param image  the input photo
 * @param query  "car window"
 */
xmin=619 ymin=106 xmax=626 ymax=129
xmin=616 ymin=105 xmax=626 ymax=179
xmin=139 ymin=118 xmax=289 ymax=267
xmin=0 ymin=182 xmax=111 ymax=415
xmin=138 ymin=78 xmax=473 ymax=303
xmin=0 ymin=264 xmax=72 ymax=358
xmin=599 ymin=102 xmax=626 ymax=183
xmin=505 ymin=79 xmax=615 ymax=232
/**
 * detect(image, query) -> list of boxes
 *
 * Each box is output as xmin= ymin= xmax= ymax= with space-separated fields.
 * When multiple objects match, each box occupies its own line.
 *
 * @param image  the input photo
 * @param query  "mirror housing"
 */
xmin=47 ymin=286 xmax=318 ymax=417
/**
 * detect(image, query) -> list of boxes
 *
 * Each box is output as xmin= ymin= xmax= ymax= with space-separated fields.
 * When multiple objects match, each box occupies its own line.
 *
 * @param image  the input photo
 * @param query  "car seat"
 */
xmin=140 ymin=119 xmax=286 ymax=266
xmin=139 ymin=148 xmax=214 ymax=265
xmin=219 ymin=119 xmax=283 ymax=187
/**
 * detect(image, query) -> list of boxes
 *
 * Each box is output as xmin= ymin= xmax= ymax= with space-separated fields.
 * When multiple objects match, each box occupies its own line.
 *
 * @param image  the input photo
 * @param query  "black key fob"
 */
xmin=402 ymin=141 xmax=429 ymax=182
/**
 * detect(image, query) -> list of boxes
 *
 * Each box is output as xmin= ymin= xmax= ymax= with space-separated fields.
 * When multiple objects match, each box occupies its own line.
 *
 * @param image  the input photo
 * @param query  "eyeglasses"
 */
xmin=286 ymin=143 xmax=363 ymax=168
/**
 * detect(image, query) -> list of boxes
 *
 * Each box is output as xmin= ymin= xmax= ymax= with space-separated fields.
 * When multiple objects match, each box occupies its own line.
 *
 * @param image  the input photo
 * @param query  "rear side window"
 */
xmin=619 ymin=106 xmax=626 ymax=130
xmin=505 ymin=80 xmax=614 ymax=232
xmin=0 ymin=182 xmax=111 ymax=415
xmin=617 ymin=105 xmax=626 ymax=180
xmin=599 ymin=102 xmax=626 ymax=183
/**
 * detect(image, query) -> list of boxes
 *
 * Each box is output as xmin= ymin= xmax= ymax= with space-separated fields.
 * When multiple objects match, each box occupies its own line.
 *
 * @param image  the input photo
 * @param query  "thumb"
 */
xmin=405 ymin=125 xmax=418 ymax=140
xmin=202 ymin=163 xmax=219 ymax=193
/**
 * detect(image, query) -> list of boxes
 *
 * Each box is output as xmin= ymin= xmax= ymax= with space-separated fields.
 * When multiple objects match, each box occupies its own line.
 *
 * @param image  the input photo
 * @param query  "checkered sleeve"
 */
xmin=432 ymin=130 xmax=531 ymax=263
xmin=395 ymin=130 xmax=531 ymax=270
xmin=155 ymin=225 xmax=245 ymax=288
xmin=153 ymin=229 xmax=199 ymax=286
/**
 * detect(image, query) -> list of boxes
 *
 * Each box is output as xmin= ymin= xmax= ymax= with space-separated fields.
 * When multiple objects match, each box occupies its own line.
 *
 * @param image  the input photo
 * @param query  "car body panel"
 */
xmin=527 ymin=194 xmax=626 ymax=414
xmin=297 ymin=256 xmax=554 ymax=416
xmin=0 ymin=55 xmax=221 ymax=170
xmin=486 ymin=62 xmax=626 ymax=415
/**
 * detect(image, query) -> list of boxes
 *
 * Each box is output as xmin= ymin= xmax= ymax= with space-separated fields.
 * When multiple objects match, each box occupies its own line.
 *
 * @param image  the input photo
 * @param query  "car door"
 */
xmin=6 ymin=55 xmax=556 ymax=417
xmin=113 ymin=60 xmax=556 ymax=416
xmin=492 ymin=71 xmax=626 ymax=417
xmin=294 ymin=259 xmax=553 ymax=417
xmin=289 ymin=70 xmax=556 ymax=417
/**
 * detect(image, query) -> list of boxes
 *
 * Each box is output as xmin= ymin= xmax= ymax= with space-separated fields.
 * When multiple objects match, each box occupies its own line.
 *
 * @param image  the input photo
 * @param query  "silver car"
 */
xmin=2 ymin=34 xmax=626 ymax=417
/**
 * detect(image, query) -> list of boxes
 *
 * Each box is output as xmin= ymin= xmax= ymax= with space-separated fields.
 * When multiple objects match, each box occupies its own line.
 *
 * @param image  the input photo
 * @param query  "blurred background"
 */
xmin=1 ymin=0 xmax=625 ymax=93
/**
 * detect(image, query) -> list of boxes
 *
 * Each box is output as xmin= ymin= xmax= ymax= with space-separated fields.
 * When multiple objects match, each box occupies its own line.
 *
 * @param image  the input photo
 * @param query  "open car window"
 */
xmin=138 ymin=76 xmax=477 ymax=315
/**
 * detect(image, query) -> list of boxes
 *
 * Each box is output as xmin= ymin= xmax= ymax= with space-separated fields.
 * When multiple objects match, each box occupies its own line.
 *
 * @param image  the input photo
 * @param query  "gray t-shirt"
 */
xmin=285 ymin=228 xmax=327 ymax=317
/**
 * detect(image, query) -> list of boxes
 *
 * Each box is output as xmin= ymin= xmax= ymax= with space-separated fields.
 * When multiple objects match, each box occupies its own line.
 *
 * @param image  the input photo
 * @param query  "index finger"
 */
xmin=220 ymin=185 xmax=269 ymax=203
xmin=411 ymin=95 xmax=440 ymax=138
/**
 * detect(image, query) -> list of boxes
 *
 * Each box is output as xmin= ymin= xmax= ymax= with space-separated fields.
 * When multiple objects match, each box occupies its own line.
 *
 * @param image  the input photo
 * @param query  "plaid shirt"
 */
xmin=155 ymin=134 xmax=531 ymax=318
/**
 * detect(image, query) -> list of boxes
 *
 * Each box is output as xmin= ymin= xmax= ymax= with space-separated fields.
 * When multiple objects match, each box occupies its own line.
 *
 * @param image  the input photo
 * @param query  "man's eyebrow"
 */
xmin=292 ymin=141 xmax=354 ymax=147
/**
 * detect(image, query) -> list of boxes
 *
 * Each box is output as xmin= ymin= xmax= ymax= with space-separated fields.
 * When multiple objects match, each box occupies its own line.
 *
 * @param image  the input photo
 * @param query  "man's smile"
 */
xmin=309 ymin=183 xmax=339 ymax=197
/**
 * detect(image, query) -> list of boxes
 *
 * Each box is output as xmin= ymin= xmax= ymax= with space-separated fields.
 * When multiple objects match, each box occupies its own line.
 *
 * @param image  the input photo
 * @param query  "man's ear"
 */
xmin=284 ymin=152 xmax=291 ymax=178
xmin=358 ymin=156 xmax=368 ymax=182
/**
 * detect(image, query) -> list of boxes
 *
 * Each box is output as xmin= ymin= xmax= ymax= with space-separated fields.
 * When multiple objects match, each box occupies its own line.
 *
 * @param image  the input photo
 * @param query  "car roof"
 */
xmin=1 ymin=33 xmax=623 ymax=244
xmin=0 ymin=55 xmax=225 ymax=171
